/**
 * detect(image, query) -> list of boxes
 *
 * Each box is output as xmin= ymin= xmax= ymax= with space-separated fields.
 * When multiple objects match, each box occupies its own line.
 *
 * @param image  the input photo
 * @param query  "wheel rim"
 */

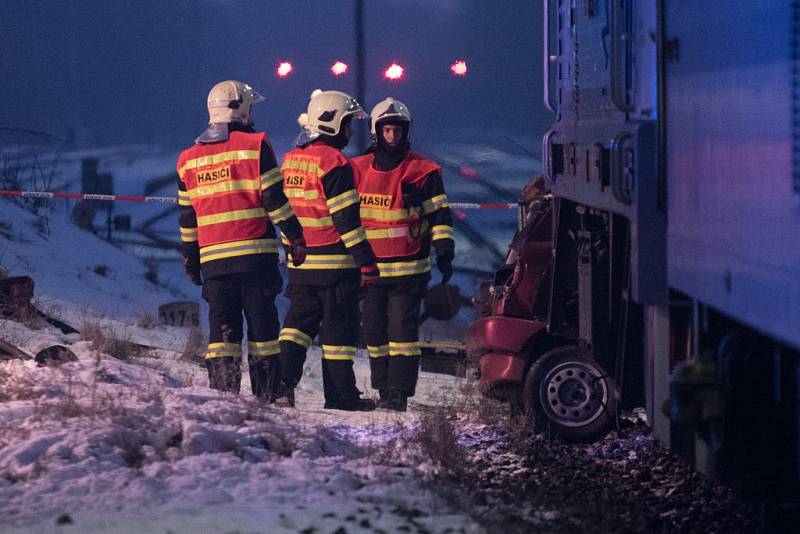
xmin=539 ymin=360 xmax=609 ymax=427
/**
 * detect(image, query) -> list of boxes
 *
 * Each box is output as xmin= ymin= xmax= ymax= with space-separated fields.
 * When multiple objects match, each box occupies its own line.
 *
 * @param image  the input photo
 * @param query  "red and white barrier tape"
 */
xmin=449 ymin=202 xmax=517 ymax=209
xmin=0 ymin=190 xmax=519 ymax=209
xmin=0 ymin=190 xmax=177 ymax=203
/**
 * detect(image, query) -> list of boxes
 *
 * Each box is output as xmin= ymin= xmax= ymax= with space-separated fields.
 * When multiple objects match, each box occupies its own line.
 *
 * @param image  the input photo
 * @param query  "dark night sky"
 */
xmin=0 ymin=0 xmax=550 ymax=150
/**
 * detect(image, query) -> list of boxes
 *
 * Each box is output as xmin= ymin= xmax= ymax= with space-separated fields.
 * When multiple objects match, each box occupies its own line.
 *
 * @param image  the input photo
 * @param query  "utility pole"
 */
xmin=355 ymin=0 xmax=367 ymax=151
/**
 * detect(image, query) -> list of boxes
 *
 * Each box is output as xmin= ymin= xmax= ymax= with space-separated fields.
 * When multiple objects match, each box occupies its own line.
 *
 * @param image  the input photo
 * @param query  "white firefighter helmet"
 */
xmin=370 ymin=97 xmax=412 ymax=139
xmin=299 ymin=89 xmax=366 ymax=137
xmin=206 ymin=80 xmax=265 ymax=126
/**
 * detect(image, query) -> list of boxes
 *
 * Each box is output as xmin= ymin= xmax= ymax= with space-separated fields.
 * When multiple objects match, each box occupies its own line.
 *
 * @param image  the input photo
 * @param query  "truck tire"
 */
xmin=523 ymin=345 xmax=617 ymax=442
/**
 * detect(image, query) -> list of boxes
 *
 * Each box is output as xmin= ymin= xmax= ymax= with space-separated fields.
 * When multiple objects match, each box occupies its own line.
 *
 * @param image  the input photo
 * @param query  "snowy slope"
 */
xmin=0 ymin=196 xmax=201 ymax=352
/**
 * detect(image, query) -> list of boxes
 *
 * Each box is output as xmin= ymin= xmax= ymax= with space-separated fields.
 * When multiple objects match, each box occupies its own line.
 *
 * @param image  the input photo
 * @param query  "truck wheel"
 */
xmin=523 ymin=346 xmax=617 ymax=442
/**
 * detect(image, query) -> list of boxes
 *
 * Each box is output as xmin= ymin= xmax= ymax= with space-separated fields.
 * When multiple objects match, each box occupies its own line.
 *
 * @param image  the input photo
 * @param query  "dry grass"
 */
xmin=33 ymin=367 xmax=122 ymax=420
xmin=0 ymin=365 xmax=46 ymax=401
xmin=135 ymin=311 xmax=157 ymax=329
xmin=413 ymin=405 xmax=468 ymax=480
xmin=80 ymin=321 xmax=143 ymax=361
xmin=180 ymin=327 xmax=207 ymax=365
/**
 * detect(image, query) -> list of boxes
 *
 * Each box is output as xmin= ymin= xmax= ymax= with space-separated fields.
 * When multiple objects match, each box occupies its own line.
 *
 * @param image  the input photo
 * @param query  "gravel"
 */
xmin=437 ymin=419 xmax=759 ymax=534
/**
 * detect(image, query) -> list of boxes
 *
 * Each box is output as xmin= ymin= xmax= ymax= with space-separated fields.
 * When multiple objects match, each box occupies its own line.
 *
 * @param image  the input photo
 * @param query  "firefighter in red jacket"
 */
xmin=177 ymin=80 xmax=306 ymax=399
xmin=277 ymin=89 xmax=379 ymax=411
xmin=352 ymin=98 xmax=455 ymax=411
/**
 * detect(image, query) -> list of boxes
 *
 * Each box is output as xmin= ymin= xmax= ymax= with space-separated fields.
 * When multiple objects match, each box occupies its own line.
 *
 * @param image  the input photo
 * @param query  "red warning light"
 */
xmin=450 ymin=60 xmax=468 ymax=76
xmin=277 ymin=62 xmax=293 ymax=78
xmin=331 ymin=61 xmax=348 ymax=76
xmin=384 ymin=63 xmax=405 ymax=80
xmin=459 ymin=166 xmax=477 ymax=179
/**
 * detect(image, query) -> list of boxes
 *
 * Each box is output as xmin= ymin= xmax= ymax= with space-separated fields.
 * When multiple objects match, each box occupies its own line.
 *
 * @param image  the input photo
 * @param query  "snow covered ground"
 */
xmin=0 ymin=318 xmax=485 ymax=533
xmin=0 ymin=136 xmax=540 ymax=532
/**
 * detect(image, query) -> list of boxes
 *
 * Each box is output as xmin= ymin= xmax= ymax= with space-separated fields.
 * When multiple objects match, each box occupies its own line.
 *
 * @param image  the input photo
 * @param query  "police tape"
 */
xmin=0 ymin=190 xmax=177 ymax=203
xmin=0 ymin=190 xmax=519 ymax=209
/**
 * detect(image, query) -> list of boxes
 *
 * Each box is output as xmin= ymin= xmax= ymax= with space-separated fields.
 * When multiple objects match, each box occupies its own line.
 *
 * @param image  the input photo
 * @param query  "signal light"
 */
xmin=277 ymin=62 xmax=293 ymax=78
xmin=331 ymin=61 xmax=348 ymax=76
xmin=459 ymin=166 xmax=477 ymax=179
xmin=450 ymin=60 xmax=467 ymax=76
xmin=384 ymin=63 xmax=405 ymax=80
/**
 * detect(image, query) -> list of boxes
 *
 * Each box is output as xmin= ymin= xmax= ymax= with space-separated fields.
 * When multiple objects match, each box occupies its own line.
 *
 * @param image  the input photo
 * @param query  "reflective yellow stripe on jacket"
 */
xmin=268 ymin=202 xmax=294 ymax=224
xmin=376 ymin=258 xmax=431 ymax=277
xmin=281 ymin=157 xmax=326 ymax=177
xmin=199 ymin=239 xmax=279 ymax=263
xmin=287 ymin=254 xmax=357 ymax=270
xmin=260 ymin=168 xmax=283 ymax=191
xmin=196 ymin=207 xmax=267 ymax=227
xmin=365 ymin=227 xmax=409 ymax=240
xmin=285 ymin=188 xmax=320 ymax=200
xmin=188 ymin=179 xmax=261 ymax=200
xmin=180 ymin=226 xmax=198 ymax=243
xmin=360 ymin=207 xmax=416 ymax=222
xmin=423 ymin=194 xmax=449 ymax=214
xmin=178 ymin=150 xmax=260 ymax=179
xmin=431 ymin=224 xmax=454 ymax=241
xmin=340 ymin=227 xmax=368 ymax=248
xmin=297 ymin=216 xmax=334 ymax=228
xmin=326 ymin=190 xmax=360 ymax=214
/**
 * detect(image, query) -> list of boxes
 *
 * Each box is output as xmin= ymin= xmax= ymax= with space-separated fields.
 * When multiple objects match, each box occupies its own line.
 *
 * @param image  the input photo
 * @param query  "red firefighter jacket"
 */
xmin=352 ymin=151 xmax=454 ymax=280
xmin=281 ymin=142 xmax=376 ymax=285
xmin=177 ymin=130 xmax=302 ymax=279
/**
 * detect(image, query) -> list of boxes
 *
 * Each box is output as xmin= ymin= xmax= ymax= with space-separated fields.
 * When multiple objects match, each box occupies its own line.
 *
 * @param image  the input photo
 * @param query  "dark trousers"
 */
xmin=279 ymin=281 xmax=361 ymax=404
xmin=362 ymin=281 xmax=425 ymax=396
xmin=203 ymin=271 xmax=281 ymax=398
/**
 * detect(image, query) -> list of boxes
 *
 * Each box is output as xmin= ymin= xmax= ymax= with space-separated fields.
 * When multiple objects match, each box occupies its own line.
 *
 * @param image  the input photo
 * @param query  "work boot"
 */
xmin=376 ymin=390 xmax=391 ymax=409
xmin=380 ymin=390 xmax=408 ymax=412
xmin=206 ymin=357 xmax=241 ymax=394
xmin=390 ymin=394 xmax=408 ymax=412
xmin=269 ymin=382 xmax=295 ymax=408
xmin=324 ymin=396 xmax=377 ymax=411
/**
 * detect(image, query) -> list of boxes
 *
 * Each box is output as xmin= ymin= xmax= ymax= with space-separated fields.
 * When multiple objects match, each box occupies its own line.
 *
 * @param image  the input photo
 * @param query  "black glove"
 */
xmin=360 ymin=264 xmax=380 ymax=287
xmin=183 ymin=258 xmax=202 ymax=286
xmin=436 ymin=251 xmax=454 ymax=284
xmin=286 ymin=238 xmax=307 ymax=267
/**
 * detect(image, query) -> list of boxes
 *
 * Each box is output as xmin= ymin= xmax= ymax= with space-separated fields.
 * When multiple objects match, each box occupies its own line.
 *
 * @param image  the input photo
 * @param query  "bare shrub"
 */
xmin=80 ymin=321 xmax=143 ymax=361
xmin=0 ymin=366 xmax=8 ymax=401
xmin=109 ymin=429 xmax=146 ymax=468
xmin=144 ymin=263 xmax=159 ymax=285
xmin=0 ymin=128 xmax=66 ymax=218
xmin=34 ymin=369 xmax=124 ymax=421
xmin=135 ymin=312 xmax=157 ymax=329
xmin=413 ymin=405 xmax=468 ymax=481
